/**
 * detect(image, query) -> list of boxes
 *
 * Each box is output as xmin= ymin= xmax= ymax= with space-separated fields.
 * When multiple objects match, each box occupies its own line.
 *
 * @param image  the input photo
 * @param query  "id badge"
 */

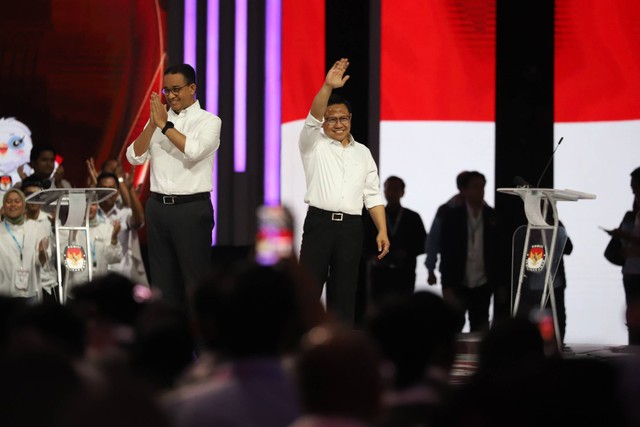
xmin=15 ymin=269 xmax=29 ymax=290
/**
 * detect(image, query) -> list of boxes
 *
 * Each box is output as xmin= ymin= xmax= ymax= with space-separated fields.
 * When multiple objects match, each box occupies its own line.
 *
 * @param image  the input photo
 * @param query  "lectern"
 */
xmin=497 ymin=187 xmax=595 ymax=349
xmin=25 ymin=188 xmax=117 ymax=302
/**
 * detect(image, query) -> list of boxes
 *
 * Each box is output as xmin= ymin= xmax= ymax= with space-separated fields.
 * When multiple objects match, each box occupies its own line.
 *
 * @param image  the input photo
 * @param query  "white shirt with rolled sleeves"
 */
xmin=126 ymin=100 xmax=221 ymax=195
xmin=299 ymin=112 xmax=384 ymax=215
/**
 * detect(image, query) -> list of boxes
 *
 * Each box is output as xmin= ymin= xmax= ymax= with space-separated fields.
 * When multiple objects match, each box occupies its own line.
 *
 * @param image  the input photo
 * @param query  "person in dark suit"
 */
xmin=365 ymin=176 xmax=427 ymax=305
xmin=440 ymin=171 xmax=498 ymax=332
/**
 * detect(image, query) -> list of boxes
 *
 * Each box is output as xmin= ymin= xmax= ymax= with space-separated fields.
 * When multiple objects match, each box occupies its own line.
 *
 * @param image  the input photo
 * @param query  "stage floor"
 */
xmin=450 ymin=333 xmax=639 ymax=385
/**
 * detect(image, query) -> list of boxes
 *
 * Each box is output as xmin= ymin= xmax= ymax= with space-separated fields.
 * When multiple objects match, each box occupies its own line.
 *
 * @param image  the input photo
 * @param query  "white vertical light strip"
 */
xmin=183 ymin=0 xmax=197 ymax=67
xmin=234 ymin=0 xmax=248 ymax=172
xmin=207 ymin=0 xmax=220 ymax=244
xmin=264 ymin=0 xmax=282 ymax=205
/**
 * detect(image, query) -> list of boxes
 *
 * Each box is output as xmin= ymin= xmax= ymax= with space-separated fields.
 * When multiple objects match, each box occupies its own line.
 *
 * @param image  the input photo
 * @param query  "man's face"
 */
xmin=163 ymin=73 xmax=196 ymax=113
xmin=98 ymin=177 xmax=119 ymax=204
xmin=322 ymin=104 xmax=352 ymax=143
xmin=464 ymin=176 xmax=486 ymax=205
xmin=384 ymin=180 xmax=404 ymax=205
xmin=89 ymin=203 xmax=99 ymax=219
xmin=32 ymin=150 xmax=55 ymax=178
xmin=22 ymin=185 xmax=41 ymax=215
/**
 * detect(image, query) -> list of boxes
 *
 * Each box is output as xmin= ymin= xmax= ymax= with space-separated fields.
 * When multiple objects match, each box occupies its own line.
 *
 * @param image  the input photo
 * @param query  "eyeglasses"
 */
xmin=325 ymin=115 xmax=351 ymax=126
xmin=161 ymin=84 xmax=190 ymax=96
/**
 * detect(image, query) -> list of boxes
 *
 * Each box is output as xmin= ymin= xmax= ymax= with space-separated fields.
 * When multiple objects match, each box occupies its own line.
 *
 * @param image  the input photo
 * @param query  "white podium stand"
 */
xmin=25 ymin=188 xmax=117 ymax=302
xmin=497 ymin=188 xmax=595 ymax=349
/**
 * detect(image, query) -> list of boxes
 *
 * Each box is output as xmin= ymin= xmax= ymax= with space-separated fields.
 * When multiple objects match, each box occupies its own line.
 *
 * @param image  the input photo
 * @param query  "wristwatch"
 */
xmin=161 ymin=121 xmax=175 ymax=134
xmin=117 ymin=177 xmax=124 ymax=183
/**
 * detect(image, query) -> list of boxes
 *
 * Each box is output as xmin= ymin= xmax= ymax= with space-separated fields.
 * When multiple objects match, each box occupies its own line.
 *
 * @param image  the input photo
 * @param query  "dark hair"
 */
xmin=327 ymin=93 xmax=352 ymax=114
xmin=631 ymin=167 xmax=640 ymax=182
xmin=29 ymin=145 xmax=56 ymax=164
xmin=96 ymin=172 xmax=118 ymax=185
xmin=194 ymin=264 xmax=296 ymax=358
xmin=164 ymin=63 xmax=196 ymax=85
xmin=384 ymin=176 xmax=405 ymax=191
xmin=456 ymin=171 xmax=471 ymax=190
xmin=459 ymin=170 xmax=486 ymax=189
xmin=20 ymin=176 xmax=44 ymax=191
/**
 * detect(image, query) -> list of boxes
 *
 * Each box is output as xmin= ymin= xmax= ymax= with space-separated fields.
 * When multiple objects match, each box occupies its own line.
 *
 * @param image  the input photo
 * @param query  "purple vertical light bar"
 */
xmin=264 ymin=0 xmax=282 ymax=205
xmin=207 ymin=0 xmax=220 ymax=244
xmin=234 ymin=0 xmax=248 ymax=172
xmin=183 ymin=0 xmax=197 ymax=68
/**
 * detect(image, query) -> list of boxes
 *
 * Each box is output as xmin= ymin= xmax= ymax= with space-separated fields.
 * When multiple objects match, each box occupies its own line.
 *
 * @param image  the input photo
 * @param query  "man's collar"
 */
xmin=329 ymin=134 xmax=355 ymax=147
xmin=169 ymin=99 xmax=200 ymax=117
xmin=99 ymin=204 xmax=117 ymax=217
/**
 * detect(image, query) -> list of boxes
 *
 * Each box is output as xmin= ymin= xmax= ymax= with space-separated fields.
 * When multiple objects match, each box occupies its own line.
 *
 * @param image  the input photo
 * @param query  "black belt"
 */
xmin=150 ymin=192 xmax=209 ymax=205
xmin=308 ymin=206 xmax=361 ymax=222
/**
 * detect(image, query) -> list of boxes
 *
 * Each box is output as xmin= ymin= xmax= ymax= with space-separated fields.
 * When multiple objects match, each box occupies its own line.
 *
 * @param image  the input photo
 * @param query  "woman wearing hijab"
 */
xmin=0 ymin=188 xmax=51 ymax=299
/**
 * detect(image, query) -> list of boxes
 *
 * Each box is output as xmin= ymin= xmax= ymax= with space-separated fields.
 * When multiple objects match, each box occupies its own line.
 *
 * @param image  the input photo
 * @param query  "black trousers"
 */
xmin=299 ymin=208 xmax=363 ymax=326
xmin=146 ymin=197 xmax=214 ymax=307
xmin=368 ymin=264 xmax=416 ymax=305
xmin=623 ymin=274 xmax=640 ymax=345
xmin=445 ymin=284 xmax=493 ymax=332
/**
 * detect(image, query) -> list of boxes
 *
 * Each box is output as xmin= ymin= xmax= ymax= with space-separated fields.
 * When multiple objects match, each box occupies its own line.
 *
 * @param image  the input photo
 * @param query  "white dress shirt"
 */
xmin=98 ymin=206 xmax=147 ymax=284
xmin=0 ymin=219 xmax=52 ymax=299
xmin=299 ymin=113 xmax=384 ymax=215
xmin=126 ymin=100 xmax=221 ymax=195
xmin=464 ymin=203 xmax=487 ymax=288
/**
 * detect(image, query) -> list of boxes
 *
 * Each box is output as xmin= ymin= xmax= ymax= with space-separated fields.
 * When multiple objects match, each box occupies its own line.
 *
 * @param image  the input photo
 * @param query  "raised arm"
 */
xmin=310 ymin=58 xmax=350 ymax=121
xmin=132 ymin=92 xmax=162 ymax=157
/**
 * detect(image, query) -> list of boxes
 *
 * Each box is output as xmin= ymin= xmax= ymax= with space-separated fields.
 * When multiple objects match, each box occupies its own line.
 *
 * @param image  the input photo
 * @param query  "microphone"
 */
xmin=535 ymin=137 xmax=563 ymax=188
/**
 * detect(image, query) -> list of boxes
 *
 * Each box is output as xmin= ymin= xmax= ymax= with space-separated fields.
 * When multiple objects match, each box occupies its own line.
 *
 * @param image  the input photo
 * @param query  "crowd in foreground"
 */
xmin=1 ymin=260 xmax=640 ymax=427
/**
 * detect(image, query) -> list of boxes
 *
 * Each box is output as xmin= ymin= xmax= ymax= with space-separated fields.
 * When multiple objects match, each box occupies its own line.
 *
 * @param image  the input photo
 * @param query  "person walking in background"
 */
xmin=298 ymin=58 xmax=389 ymax=325
xmin=425 ymin=171 xmax=469 ymax=287
xmin=439 ymin=171 xmax=498 ymax=332
xmin=127 ymin=64 xmax=221 ymax=306
xmin=365 ymin=176 xmax=427 ymax=304
xmin=605 ymin=166 xmax=640 ymax=345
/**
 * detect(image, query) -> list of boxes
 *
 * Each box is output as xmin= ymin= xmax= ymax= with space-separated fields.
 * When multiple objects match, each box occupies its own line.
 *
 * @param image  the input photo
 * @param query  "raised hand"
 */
xmin=111 ymin=220 xmax=122 ymax=243
xmin=17 ymin=164 xmax=28 ymax=180
xmin=38 ymin=237 xmax=49 ymax=266
xmin=125 ymin=165 xmax=136 ymax=190
xmin=325 ymin=58 xmax=350 ymax=89
xmin=150 ymin=92 xmax=168 ymax=129
xmin=86 ymin=157 xmax=98 ymax=187
xmin=54 ymin=165 xmax=65 ymax=186
xmin=38 ymin=237 xmax=49 ymax=254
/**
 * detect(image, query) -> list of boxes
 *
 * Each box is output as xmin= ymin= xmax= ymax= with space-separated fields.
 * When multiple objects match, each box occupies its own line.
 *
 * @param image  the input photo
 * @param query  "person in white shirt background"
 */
xmin=126 ymin=63 xmax=221 ymax=309
xmin=94 ymin=171 xmax=147 ymax=286
xmin=0 ymin=188 xmax=51 ymax=300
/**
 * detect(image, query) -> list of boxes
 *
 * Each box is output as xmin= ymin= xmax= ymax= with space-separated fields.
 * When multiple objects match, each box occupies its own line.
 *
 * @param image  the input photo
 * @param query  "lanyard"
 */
xmin=90 ymin=240 xmax=97 ymax=267
xmin=387 ymin=208 xmax=404 ymax=238
xmin=5 ymin=221 xmax=25 ymax=262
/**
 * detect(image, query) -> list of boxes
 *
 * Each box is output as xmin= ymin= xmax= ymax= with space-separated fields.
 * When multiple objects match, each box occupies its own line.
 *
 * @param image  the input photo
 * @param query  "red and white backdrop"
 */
xmin=281 ymin=0 xmax=640 ymax=344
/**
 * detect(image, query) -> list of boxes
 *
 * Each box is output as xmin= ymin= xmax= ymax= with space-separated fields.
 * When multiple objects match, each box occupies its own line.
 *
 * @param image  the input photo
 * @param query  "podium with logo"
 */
xmin=25 ymin=188 xmax=117 ymax=302
xmin=497 ymin=188 xmax=595 ymax=349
